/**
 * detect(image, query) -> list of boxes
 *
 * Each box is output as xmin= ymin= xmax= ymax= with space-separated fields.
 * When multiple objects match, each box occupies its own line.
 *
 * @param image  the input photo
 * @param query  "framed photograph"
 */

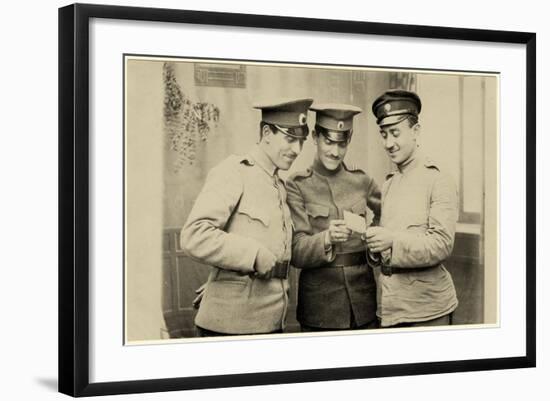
xmin=59 ymin=3 xmax=536 ymax=397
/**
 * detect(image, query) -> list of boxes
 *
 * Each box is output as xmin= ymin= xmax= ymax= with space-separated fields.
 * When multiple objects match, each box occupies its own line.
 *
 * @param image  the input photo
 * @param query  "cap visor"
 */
xmin=321 ymin=130 xmax=350 ymax=143
xmin=275 ymin=125 xmax=309 ymax=139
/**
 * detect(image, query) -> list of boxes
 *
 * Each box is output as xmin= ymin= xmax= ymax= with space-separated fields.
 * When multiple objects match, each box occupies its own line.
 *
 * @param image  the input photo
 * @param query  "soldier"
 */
xmin=180 ymin=98 xmax=313 ymax=336
xmin=366 ymin=89 xmax=459 ymax=328
xmin=286 ymin=103 xmax=381 ymax=331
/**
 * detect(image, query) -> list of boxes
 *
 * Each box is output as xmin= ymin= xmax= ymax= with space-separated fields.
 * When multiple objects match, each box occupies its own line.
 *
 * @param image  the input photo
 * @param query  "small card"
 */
xmin=343 ymin=210 xmax=367 ymax=234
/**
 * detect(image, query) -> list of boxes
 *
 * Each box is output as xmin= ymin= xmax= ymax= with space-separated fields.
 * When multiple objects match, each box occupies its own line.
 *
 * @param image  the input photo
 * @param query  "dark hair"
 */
xmin=313 ymin=124 xmax=326 ymax=137
xmin=259 ymin=121 xmax=277 ymax=140
xmin=406 ymin=114 xmax=419 ymax=127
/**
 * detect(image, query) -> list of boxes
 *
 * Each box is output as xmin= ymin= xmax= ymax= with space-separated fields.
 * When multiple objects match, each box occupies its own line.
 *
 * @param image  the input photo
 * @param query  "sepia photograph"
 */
xmin=54 ymin=2 xmax=537 ymax=397
xmin=124 ymin=55 xmax=498 ymax=343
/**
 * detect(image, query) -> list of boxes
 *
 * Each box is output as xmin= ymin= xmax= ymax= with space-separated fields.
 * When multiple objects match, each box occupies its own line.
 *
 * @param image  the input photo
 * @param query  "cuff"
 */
xmin=240 ymin=240 xmax=263 ymax=273
xmin=367 ymin=250 xmax=381 ymax=268
xmin=323 ymin=230 xmax=335 ymax=262
xmin=381 ymin=248 xmax=392 ymax=266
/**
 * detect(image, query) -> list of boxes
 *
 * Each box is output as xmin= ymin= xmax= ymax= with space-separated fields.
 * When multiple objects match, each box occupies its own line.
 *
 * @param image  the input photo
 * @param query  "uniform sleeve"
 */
xmin=390 ymin=172 xmax=458 ymax=268
xmin=180 ymin=161 xmax=261 ymax=273
xmin=286 ymin=178 xmax=333 ymax=269
xmin=364 ymin=175 xmax=382 ymax=264
xmin=366 ymin=175 xmax=382 ymax=226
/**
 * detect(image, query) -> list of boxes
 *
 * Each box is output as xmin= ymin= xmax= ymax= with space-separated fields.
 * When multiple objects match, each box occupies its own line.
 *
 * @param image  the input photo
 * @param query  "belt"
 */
xmin=324 ymin=252 xmax=367 ymax=268
xmin=381 ymin=264 xmax=437 ymax=276
xmin=249 ymin=261 xmax=290 ymax=280
xmin=271 ymin=260 xmax=290 ymax=279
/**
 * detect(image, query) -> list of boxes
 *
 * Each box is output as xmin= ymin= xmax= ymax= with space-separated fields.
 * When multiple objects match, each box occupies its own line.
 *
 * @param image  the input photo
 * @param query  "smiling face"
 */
xmin=261 ymin=124 xmax=304 ymax=170
xmin=313 ymin=130 xmax=350 ymax=171
xmin=379 ymin=118 xmax=420 ymax=166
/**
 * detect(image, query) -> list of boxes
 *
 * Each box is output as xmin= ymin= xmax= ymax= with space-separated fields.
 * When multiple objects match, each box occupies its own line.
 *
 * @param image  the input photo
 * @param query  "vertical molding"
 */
xmin=525 ymin=33 xmax=536 ymax=367
xmin=480 ymin=78 xmax=487 ymax=322
xmin=458 ymin=76 xmax=465 ymax=220
xmin=58 ymin=4 xmax=76 ymax=396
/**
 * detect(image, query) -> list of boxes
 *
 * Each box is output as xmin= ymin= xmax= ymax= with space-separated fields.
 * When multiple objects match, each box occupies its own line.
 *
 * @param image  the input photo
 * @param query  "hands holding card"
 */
xmin=340 ymin=210 xmax=393 ymax=253
xmin=326 ymin=210 xmax=385 ymax=248
xmin=343 ymin=210 xmax=367 ymax=234
xmin=325 ymin=220 xmax=352 ymax=244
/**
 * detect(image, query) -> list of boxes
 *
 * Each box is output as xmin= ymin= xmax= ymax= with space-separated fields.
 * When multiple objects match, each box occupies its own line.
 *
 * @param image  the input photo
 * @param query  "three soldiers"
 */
xmin=181 ymin=90 xmax=458 ymax=335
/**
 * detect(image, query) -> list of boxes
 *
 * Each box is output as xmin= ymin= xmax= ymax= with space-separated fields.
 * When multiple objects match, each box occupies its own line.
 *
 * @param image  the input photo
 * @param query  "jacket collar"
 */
xmin=385 ymin=151 xmax=439 ymax=179
xmin=249 ymin=145 xmax=278 ymax=177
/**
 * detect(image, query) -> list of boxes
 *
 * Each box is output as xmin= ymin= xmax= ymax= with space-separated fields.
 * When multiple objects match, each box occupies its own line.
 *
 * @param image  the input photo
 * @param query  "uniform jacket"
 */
xmin=180 ymin=146 xmax=292 ymax=334
xmin=286 ymin=159 xmax=381 ymax=328
xmin=375 ymin=155 xmax=459 ymax=327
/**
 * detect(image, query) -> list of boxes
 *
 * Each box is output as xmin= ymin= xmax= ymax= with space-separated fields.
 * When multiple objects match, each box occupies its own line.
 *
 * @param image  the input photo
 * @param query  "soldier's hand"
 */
xmin=192 ymin=282 xmax=207 ymax=309
xmin=366 ymin=226 xmax=394 ymax=253
xmin=327 ymin=219 xmax=352 ymax=244
xmin=254 ymin=247 xmax=277 ymax=278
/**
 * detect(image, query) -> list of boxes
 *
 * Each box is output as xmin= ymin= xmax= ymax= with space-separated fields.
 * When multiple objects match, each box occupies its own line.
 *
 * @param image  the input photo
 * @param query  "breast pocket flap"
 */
xmin=305 ymin=203 xmax=330 ymax=218
xmin=238 ymin=203 xmax=270 ymax=226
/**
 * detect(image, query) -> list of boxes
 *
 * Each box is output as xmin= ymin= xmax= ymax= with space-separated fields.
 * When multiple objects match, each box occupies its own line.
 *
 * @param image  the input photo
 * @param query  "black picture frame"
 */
xmin=58 ymin=3 xmax=536 ymax=397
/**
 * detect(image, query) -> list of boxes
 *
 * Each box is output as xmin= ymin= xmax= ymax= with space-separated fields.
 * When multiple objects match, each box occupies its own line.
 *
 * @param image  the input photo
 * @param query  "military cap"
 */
xmin=254 ymin=98 xmax=314 ymax=140
xmin=311 ymin=103 xmax=362 ymax=143
xmin=372 ymin=89 xmax=422 ymax=126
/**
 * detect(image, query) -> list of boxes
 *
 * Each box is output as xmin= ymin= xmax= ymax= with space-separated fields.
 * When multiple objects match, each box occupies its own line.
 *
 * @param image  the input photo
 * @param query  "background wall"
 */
xmin=161 ymin=62 xmax=393 ymax=228
xmin=0 ymin=0 xmax=547 ymax=400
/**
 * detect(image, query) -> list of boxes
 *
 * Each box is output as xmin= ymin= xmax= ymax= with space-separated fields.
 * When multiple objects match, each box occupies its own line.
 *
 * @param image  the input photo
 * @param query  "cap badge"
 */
xmin=298 ymin=113 xmax=307 ymax=125
xmin=384 ymin=103 xmax=392 ymax=112
xmin=337 ymin=121 xmax=345 ymax=130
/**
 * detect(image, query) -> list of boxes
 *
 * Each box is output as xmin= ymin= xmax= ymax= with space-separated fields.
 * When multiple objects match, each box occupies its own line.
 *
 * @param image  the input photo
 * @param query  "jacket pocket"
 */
xmin=215 ymin=269 xmax=250 ymax=286
xmin=305 ymin=203 xmax=330 ymax=219
xmin=238 ymin=201 xmax=270 ymax=227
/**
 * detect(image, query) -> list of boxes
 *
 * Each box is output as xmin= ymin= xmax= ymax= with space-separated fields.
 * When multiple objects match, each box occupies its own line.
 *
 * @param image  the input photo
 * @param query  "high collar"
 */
xmin=250 ymin=145 xmax=278 ymax=177
xmin=397 ymin=149 xmax=422 ymax=174
xmin=312 ymin=157 xmax=344 ymax=177
xmin=386 ymin=149 xmax=426 ymax=179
